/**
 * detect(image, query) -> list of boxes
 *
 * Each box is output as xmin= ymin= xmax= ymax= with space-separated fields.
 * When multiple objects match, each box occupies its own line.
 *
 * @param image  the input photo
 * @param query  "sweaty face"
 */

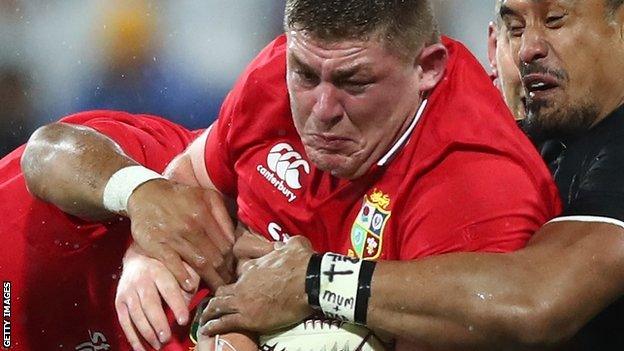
xmin=498 ymin=0 xmax=624 ymax=139
xmin=286 ymin=31 xmax=422 ymax=179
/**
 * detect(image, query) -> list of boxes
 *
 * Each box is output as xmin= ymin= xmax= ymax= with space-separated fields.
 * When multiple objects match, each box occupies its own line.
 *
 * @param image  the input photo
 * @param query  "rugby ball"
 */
xmin=259 ymin=318 xmax=388 ymax=351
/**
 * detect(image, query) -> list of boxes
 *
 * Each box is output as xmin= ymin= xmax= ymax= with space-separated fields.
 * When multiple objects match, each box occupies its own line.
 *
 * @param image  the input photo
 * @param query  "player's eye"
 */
xmin=545 ymin=13 xmax=566 ymax=28
xmin=509 ymin=25 xmax=525 ymax=37
xmin=505 ymin=19 xmax=525 ymax=37
xmin=296 ymin=70 xmax=320 ymax=87
xmin=341 ymin=80 xmax=372 ymax=94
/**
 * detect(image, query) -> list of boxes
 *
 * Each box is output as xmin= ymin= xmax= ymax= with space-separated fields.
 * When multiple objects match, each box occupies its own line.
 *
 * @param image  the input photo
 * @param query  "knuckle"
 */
xmin=211 ymin=255 xmax=225 ymax=270
xmin=137 ymin=287 xmax=147 ymax=300
xmin=125 ymin=296 xmax=136 ymax=309
xmin=215 ymin=286 xmax=227 ymax=297
xmin=220 ymin=243 xmax=234 ymax=257
xmin=178 ymin=221 xmax=194 ymax=235
xmin=194 ymin=256 xmax=209 ymax=270
xmin=289 ymin=235 xmax=306 ymax=245
xmin=114 ymin=298 xmax=124 ymax=310
xmin=161 ymin=250 xmax=177 ymax=262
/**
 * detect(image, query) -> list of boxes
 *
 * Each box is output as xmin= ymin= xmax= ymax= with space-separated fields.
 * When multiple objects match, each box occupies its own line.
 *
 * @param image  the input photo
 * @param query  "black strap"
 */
xmin=354 ymin=260 xmax=377 ymax=325
xmin=305 ymin=253 xmax=322 ymax=309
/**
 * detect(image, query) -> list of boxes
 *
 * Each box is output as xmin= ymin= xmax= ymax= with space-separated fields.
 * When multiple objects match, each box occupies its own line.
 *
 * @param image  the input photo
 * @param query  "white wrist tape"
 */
xmin=102 ymin=165 xmax=165 ymax=213
xmin=318 ymin=253 xmax=364 ymax=322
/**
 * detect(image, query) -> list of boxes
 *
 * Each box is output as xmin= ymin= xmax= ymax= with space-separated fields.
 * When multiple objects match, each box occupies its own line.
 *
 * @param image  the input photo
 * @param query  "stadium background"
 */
xmin=0 ymin=0 xmax=492 ymax=157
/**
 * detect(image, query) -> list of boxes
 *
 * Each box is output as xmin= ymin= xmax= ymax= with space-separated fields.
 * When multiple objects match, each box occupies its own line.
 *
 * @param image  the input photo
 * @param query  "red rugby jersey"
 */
xmin=204 ymin=35 xmax=562 ymax=260
xmin=0 ymin=110 xmax=204 ymax=350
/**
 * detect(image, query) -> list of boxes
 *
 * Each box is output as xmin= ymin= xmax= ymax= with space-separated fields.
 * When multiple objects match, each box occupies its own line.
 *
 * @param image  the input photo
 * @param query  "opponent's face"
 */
xmin=499 ymin=0 xmax=624 ymax=139
xmin=286 ymin=31 xmax=444 ymax=179
xmin=488 ymin=23 xmax=525 ymax=120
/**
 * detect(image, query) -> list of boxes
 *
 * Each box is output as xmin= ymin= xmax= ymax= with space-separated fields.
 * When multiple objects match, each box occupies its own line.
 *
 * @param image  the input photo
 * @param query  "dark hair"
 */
xmin=606 ymin=0 xmax=624 ymax=14
xmin=284 ymin=0 xmax=439 ymax=59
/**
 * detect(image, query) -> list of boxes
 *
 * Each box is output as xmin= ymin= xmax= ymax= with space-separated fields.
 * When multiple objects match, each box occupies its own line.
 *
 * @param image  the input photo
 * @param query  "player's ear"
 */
xmin=488 ymin=22 xmax=499 ymax=80
xmin=416 ymin=42 xmax=448 ymax=93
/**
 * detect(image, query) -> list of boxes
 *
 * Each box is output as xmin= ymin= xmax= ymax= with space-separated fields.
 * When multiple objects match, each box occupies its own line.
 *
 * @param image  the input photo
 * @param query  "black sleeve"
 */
xmin=563 ymin=141 xmax=624 ymax=221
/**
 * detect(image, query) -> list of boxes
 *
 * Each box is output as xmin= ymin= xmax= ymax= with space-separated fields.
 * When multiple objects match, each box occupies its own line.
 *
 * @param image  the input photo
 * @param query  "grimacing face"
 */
xmin=498 ymin=0 xmax=624 ymax=139
xmin=285 ymin=31 xmax=425 ymax=179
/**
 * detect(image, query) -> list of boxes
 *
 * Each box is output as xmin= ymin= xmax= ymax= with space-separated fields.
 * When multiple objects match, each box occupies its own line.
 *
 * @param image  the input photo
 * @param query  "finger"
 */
xmin=126 ymin=292 xmax=162 ymax=350
xmin=175 ymin=236 xmax=228 ymax=289
xmin=234 ymin=222 xmax=249 ymax=240
xmin=286 ymin=235 xmax=314 ymax=250
xmin=117 ymin=301 xmax=147 ymax=351
xmin=197 ymin=214 xmax=235 ymax=259
xmin=198 ymin=263 xmax=227 ymax=292
xmin=195 ymin=332 xmax=216 ymax=351
xmin=154 ymin=267 xmax=191 ymax=325
xmin=201 ymin=314 xmax=246 ymax=336
xmin=183 ymin=260 xmax=201 ymax=286
xmin=214 ymin=284 xmax=237 ymax=297
xmin=159 ymin=246 xmax=195 ymax=292
xmin=233 ymin=232 xmax=274 ymax=260
xmin=138 ymin=283 xmax=172 ymax=344
xmin=236 ymin=258 xmax=251 ymax=277
xmin=205 ymin=190 xmax=236 ymax=243
xmin=236 ymin=258 xmax=262 ymax=277
xmin=200 ymin=295 xmax=238 ymax=325
xmin=174 ymin=230 xmax=233 ymax=284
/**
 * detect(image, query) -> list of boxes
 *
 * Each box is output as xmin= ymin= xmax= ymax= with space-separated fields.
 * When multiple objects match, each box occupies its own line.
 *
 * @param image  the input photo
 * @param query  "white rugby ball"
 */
xmin=259 ymin=318 xmax=388 ymax=351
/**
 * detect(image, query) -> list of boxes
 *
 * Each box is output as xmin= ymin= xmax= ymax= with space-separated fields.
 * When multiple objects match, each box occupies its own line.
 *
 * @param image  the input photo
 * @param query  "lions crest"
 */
xmin=349 ymin=189 xmax=391 ymax=260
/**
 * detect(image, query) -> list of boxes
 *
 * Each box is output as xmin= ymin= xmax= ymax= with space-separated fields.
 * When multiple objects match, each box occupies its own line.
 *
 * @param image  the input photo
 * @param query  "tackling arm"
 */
xmin=367 ymin=220 xmax=624 ymax=350
xmin=21 ymin=122 xmax=138 ymax=220
xmin=22 ymin=120 xmax=236 ymax=290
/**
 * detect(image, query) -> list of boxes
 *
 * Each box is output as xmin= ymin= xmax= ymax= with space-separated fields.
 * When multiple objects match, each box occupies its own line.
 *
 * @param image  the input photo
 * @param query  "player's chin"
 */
xmin=309 ymin=151 xmax=358 ymax=178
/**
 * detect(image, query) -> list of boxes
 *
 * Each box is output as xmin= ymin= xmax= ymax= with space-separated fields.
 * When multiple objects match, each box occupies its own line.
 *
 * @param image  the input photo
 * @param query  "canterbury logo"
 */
xmin=266 ymin=143 xmax=310 ymax=189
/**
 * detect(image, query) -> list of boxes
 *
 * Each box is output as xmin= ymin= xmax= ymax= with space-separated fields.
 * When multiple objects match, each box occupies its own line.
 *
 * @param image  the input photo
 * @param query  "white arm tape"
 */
xmin=102 ymin=165 xmax=165 ymax=213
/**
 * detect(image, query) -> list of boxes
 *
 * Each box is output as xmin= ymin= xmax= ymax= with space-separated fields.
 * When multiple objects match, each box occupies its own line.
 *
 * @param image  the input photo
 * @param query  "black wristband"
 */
xmin=354 ymin=260 xmax=377 ymax=325
xmin=305 ymin=253 xmax=322 ymax=309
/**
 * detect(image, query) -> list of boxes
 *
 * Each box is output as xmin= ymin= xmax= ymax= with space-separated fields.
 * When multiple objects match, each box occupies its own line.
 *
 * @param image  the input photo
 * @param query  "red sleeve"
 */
xmin=59 ymin=110 xmax=198 ymax=173
xmin=204 ymin=92 xmax=238 ymax=198
xmin=399 ymin=150 xmax=554 ymax=259
xmin=203 ymin=35 xmax=288 ymax=198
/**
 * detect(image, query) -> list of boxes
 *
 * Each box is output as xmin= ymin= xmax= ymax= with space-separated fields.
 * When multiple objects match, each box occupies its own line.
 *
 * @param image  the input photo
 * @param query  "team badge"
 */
xmin=350 ymin=189 xmax=391 ymax=260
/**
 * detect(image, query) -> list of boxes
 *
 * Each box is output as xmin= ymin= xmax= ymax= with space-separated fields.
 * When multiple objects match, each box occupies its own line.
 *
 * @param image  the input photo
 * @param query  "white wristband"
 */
xmin=318 ymin=253 xmax=363 ymax=322
xmin=102 ymin=165 xmax=165 ymax=213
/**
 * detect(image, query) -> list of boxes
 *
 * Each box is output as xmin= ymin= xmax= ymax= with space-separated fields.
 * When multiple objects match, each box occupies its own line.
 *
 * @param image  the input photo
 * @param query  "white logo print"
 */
xmin=75 ymin=330 xmax=110 ymax=351
xmin=266 ymin=143 xmax=310 ymax=189
xmin=268 ymin=222 xmax=292 ymax=242
xmin=257 ymin=143 xmax=310 ymax=202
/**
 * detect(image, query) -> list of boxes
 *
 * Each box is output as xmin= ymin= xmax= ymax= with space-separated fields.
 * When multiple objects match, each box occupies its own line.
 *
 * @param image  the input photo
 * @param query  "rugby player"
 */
xmin=21 ymin=1 xmax=561 ymax=350
xmin=197 ymin=1 xmax=624 ymax=350
xmin=488 ymin=6 xmax=525 ymax=121
xmin=0 ymin=110 xmax=211 ymax=350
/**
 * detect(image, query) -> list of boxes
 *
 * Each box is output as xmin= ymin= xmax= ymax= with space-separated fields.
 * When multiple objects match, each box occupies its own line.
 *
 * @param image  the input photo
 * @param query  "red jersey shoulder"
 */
xmin=204 ymin=36 xmax=296 ymax=196
xmin=221 ymin=35 xmax=292 ymax=142
xmin=406 ymin=37 xmax=561 ymax=215
xmin=60 ymin=110 xmax=197 ymax=173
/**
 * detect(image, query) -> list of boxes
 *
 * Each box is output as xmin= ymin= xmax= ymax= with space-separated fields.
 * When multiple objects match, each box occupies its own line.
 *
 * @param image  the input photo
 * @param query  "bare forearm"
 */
xmin=369 ymin=253 xmax=534 ymax=350
xmin=367 ymin=222 xmax=624 ymax=350
xmin=21 ymin=122 xmax=137 ymax=220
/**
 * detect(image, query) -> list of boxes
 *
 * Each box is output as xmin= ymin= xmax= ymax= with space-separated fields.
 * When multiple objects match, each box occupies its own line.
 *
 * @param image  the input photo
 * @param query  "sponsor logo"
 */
xmin=267 ymin=222 xmax=291 ymax=242
xmin=256 ymin=143 xmax=309 ymax=203
xmin=349 ymin=189 xmax=391 ymax=260
xmin=74 ymin=330 xmax=110 ymax=351
xmin=3 ymin=282 xmax=10 ymax=349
